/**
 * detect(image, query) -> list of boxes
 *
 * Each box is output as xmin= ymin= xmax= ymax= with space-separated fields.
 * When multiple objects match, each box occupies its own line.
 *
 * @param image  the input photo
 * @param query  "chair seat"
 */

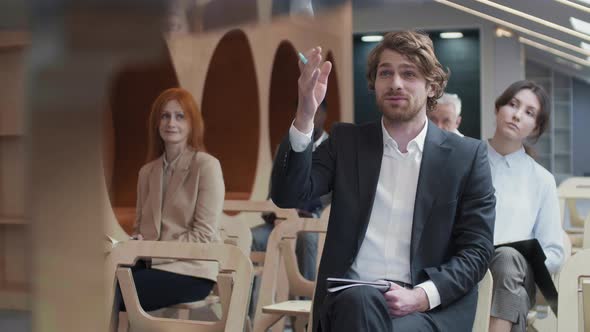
xmin=262 ymin=300 xmax=311 ymax=317
xmin=568 ymin=233 xmax=584 ymax=247
xmin=565 ymin=228 xmax=584 ymax=234
xmin=170 ymin=295 xmax=220 ymax=310
xmin=527 ymin=310 xmax=537 ymax=326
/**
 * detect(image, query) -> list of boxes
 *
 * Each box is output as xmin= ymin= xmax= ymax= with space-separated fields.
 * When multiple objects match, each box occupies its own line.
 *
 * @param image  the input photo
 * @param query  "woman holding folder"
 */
xmin=486 ymin=80 xmax=565 ymax=332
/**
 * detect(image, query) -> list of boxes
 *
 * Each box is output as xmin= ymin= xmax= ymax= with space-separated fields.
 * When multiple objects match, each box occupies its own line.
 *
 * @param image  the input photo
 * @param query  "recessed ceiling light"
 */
xmin=361 ymin=35 xmax=383 ymax=42
xmin=433 ymin=0 xmax=590 ymax=56
xmin=495 ymin=27 xmax=513 ymax=38
xmin=570 ymin=17 xmax=590 ymax=35
xmin=474 ymin=0 xmax=590 ymax=41
xmin=440 ymin=32 xmax=463 ymax=39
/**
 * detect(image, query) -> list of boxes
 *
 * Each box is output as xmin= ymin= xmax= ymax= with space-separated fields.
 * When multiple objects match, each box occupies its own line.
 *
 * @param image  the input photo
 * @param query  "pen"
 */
xmin=298 ymin=52 xmax=308 ymax=64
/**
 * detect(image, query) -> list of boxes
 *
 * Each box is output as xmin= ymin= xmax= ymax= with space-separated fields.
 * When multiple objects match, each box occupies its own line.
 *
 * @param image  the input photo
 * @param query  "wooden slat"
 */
xmin=0 ymin=217 xmax=27 ymax=225
xmin=583 ymin=278 xmax=590 ymax=332
xmin=0 ymin=31 xmax=29 ymax=48
xmin=262 ymin=300 xmax=311 ymax=317
xmin=0 ymin=289 xmax=29 ymax=310
xmin=4 ymin=226 xmax=28 ymax=286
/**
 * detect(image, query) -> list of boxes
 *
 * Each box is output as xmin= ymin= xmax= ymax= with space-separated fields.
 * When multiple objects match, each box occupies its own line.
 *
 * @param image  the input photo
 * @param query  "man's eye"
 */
xmin=378 ymin=70 xmax=392 ymax=77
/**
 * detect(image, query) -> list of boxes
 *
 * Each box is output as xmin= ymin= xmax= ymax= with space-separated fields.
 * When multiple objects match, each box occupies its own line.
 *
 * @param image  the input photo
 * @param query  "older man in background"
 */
xmin=428 ymin=93 xmax=464 ymax=137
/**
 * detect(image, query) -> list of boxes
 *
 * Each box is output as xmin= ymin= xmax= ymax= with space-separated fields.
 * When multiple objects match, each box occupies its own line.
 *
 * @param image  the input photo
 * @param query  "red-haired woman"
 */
xmin=120 ymin=87 xmax=225 ymax=313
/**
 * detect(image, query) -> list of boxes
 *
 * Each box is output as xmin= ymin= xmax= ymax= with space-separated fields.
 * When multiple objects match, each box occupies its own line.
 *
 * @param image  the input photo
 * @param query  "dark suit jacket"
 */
xmin=271 ymin=120 xmax=496 ymax=331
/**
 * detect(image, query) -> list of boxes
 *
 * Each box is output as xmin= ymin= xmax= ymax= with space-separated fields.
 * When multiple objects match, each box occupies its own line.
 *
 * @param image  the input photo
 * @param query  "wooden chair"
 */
xmin=166 ymin=213 xmax=254 ymax=321
xmin=472 ymin=270 xmax=493 ymax=332
xmin=557 ymin=177 xmax=590 ymax=250
xmin=252 ymin=215 xmax=328 ymax=332
xmin=107 ymin=241 xmax=252 ymax=332
xmin=106 ymin=204 xmax=254 ymax=328
xmin=557 ymin=248 xmax=590 ymax=331
xmin=222 ymin=200 xmax=301 ymax=331
xmin=223 ymin=199 xmax=298 ymax=274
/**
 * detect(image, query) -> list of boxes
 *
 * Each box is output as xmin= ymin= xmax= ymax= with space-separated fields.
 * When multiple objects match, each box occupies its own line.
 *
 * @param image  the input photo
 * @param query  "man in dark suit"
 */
xmin=270 ymin=31 xmax=496 ymax=331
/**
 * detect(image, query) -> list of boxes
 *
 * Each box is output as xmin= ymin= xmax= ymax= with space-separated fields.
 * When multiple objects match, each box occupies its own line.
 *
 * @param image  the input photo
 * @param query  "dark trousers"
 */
xmin=319 ymin=286 xmax=439 ymax=332
xmin=115 ymin=260 xmax=215 ymax=312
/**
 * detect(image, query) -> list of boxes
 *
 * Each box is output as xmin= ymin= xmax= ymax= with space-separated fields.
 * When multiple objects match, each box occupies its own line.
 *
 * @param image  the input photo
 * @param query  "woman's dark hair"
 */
xmin=495 ymin=80 xmax=550 ymax=157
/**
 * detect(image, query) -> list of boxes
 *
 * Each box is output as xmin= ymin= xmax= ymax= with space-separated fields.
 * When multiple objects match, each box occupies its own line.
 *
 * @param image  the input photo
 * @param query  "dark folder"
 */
xmin=495 ymin=239 xmax=558 ymax=316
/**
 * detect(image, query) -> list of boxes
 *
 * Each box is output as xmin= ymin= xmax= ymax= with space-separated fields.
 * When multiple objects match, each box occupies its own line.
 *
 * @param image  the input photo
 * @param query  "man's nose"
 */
xmin=390 ymin=74 xmax=403 ymax=90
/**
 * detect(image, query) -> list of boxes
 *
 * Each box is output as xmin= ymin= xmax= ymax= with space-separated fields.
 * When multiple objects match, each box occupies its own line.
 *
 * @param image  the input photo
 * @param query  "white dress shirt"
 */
xmin=487 ymin=142 xmax=565 ymax=273
xmin=289 ymin=117 xmax=441 ymax=309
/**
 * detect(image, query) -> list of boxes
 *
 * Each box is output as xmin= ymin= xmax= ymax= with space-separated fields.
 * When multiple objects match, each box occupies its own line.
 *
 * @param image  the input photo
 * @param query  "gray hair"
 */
xmin=437 ymin=93 xmax=462 ymax=116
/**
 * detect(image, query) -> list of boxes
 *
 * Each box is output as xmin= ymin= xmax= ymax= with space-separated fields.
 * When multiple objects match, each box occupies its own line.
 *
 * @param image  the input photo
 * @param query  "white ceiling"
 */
xmin=353 ymin=0 xmax=590 ymax=81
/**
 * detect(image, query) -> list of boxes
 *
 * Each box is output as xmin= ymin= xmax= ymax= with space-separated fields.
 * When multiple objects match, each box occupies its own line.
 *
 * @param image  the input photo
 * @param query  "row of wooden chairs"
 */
xmin=558 ymin=177 xmax=590 ymax=251
xmin=529 ymin=176 xmax=590 ymax=331
xmin=106 ymin=185 xmax=590 ymax=332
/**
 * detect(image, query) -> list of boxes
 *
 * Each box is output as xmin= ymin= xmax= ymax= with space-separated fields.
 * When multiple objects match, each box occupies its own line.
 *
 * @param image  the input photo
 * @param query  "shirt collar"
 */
xmin=163 ymin=149 xmax=184 ymax=170
xmin=381 ymin=115 xmax=428 ymax=154
xmin=486 ymin=140 xmax=526 ymax=168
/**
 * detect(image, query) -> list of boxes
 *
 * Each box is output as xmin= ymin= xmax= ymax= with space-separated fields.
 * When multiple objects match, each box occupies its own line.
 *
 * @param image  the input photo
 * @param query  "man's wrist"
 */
xmin=412 ymin=287 xmax=430 ymax=312
xmin=293 ymin=109 xmax=314 ymax=134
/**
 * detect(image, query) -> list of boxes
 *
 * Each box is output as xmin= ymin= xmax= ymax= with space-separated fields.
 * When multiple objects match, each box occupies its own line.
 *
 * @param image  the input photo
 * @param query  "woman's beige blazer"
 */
xmin=134 ymin=148 xmax=224 ymax=281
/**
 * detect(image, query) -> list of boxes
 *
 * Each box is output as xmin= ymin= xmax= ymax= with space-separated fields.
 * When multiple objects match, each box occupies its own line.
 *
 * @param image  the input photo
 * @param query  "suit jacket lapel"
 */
xmin=410 ymin=122 xmax=451 ymax=264
xmin=356 ymin=120 xmax=384 ymax=251
xmin=162 ymin=149 xmax=193 ymax=215
xmin=148 ymin=156 xmax=163 ymax=240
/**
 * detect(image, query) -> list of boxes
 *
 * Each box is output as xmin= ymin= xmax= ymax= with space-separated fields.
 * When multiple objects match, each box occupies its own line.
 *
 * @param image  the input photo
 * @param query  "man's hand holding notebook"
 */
xmin=326 ymin=277 xmax=391 ymax=293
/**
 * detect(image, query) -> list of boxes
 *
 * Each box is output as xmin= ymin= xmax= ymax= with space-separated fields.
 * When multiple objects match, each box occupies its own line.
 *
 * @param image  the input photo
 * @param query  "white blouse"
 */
xmin=487 ymin=141 xmax=565 ymax=273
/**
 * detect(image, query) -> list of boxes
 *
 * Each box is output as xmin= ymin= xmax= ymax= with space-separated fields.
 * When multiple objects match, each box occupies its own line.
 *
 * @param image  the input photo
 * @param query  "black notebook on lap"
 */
xmin=495 ymin=239 xmax=558 ymax=316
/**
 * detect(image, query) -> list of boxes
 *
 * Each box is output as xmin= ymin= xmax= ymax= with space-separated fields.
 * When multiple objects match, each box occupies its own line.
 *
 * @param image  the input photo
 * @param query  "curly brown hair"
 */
xmin=366 ymin=30 xmax=449 ymax=112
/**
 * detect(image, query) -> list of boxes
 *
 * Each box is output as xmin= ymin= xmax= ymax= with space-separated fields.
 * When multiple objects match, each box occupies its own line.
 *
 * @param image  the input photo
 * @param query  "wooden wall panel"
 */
xmin=0 ymin=137 xmax=25 ymax=219
xmin=3 ymin=227 xmax=27 ymax=286
xmin=0 ymin=49 xmax=25 ymax=136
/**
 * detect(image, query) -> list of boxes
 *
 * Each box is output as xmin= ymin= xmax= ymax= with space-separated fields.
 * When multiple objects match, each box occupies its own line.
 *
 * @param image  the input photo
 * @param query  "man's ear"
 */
xmin=456 ymin=115 xmax=462 ymax=128
xmin=427 ymin=83 xmax=436 ymax=98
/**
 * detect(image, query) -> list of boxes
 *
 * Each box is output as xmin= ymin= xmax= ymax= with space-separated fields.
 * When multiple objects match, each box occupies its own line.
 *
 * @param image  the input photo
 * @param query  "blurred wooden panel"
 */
xmin=0 ymin=48 xmax=25 ymax=136
xmin=27 ymin=3 xmax=168 ymax=331
xmin=0 ymin=31 xmax=29 ymax=49
xmin=0 ymin=137 xmax=25 ymax=219
xmin=3 ymin=227 xmax=28 ymax=286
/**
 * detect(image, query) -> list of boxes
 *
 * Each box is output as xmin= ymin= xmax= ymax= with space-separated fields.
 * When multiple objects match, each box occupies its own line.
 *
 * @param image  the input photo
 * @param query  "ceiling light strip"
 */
xmin=472 ymin=0 xmax=590 ymax=41
xmin=519 ymin=36 xmax=590 ymax=67
xmin=434 ymin=0 xmax=590 ymax=56
xmin=554 ymin=0 xmax=590 ymax=14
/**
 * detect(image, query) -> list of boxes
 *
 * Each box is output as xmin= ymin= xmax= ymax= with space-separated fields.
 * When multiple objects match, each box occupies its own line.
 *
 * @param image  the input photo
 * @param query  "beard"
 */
xmin=377 ymin=95 xmax=426 ymax=123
